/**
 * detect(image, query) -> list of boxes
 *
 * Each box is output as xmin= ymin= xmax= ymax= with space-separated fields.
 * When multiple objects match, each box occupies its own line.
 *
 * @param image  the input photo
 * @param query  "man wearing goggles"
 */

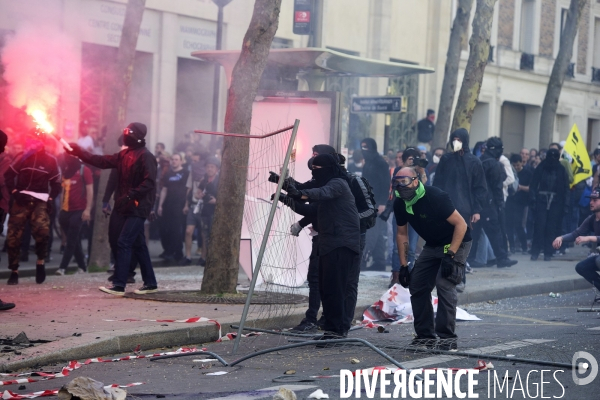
xmin=393 ymin=167 xmax=472 ymax=351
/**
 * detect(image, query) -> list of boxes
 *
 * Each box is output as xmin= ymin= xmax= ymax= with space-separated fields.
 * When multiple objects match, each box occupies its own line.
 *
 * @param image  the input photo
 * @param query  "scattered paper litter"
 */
xmin=192 ymin=359 xmax=217 ymax=363
xmin=205 ymin=371 xmax=228 ymax=376
xmin=273 ymin=387 xmax=297 ymax=400
xmin=307 ymin=389 xmax=329 ymax=399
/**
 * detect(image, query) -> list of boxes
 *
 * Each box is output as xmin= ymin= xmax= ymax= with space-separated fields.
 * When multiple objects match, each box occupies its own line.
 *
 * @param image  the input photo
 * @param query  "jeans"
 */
xmin=58 ymin=210 xmax=87 ymax=271
xmin=575 ymin=256 xmax=600 ymax=291
xmin=391 ymin=219 xmax=417 ymax=273
xmin=362 ymin=217 xmax=387 ymax=271
xmin=474 ymin=231 xmax=495 ymax=264
xmin=469 ymin=207 xmax=508 ymax=262
xmin=409 ymin=241 xmax=472 ymax=339
xmin=111 ymin=213 xmax=157 ymax=289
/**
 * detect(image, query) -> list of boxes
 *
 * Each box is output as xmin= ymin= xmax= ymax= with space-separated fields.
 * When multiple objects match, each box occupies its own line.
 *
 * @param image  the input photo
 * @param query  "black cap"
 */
xmin=126 ymin=122 xmax=147 ymax=140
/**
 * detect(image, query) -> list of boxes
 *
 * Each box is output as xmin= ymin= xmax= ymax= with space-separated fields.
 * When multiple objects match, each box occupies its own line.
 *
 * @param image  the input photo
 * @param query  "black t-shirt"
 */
xmin=512 ymin=167 xmax=533 ymax=205
xmin=393 ymin=185 xmax=471 ymax=247
xmin=161 ymin=168 xmax=189 ymax=207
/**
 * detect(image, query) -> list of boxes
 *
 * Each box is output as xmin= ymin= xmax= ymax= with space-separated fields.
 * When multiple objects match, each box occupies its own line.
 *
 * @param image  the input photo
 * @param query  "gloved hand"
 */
xmin=398 ymin=266 xmax=410 ymax=288
xmin=66 ymin=143 xmax=82 ymax=157
xmin=285 ymin=184 xmax=302 ymax=200
xmin=268 ymin=171 xmax=280 ymax=184
xmin=379 ymin=205 xmax=393 ymax=221
xmin=440 ymin=254 xmax=454 ymax=279
xmin=270 ymin=193 xmax=288 ymax=203
xmin=290 ymin=222 xmax=302 ymax=236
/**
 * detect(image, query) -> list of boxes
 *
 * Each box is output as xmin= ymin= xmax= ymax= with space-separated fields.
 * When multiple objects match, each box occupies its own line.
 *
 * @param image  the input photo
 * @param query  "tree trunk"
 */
xmin=451 ymin=0 xmax=496 ymax=133
xmin=200 ymin=0 xmax=282 ymax=294
xmin=89 ymin=0 xmax=146 ymax=269
xmin=432 ymin=0 xmax=474 ymax=150
xmin=539 ymin=0 xmax=586 ymax=149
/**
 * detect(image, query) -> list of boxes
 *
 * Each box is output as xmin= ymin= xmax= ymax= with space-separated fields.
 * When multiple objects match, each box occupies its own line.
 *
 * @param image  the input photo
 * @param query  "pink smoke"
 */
xmin=1 ymin=23 xmax=79 ymax=130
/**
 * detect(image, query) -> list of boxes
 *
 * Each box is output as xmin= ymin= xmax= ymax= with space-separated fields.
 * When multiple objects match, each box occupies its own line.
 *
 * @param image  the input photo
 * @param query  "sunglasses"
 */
xmin=392 ymin=175 xmax=417 ymax=187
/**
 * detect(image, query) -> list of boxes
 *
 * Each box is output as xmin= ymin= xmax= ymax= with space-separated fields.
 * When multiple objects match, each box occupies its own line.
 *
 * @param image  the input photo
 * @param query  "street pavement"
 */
xmin=2 ymin=290 xmax=599 ymax=399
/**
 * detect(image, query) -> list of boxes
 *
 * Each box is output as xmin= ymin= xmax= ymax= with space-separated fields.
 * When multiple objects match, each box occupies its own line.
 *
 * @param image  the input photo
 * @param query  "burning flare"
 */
xmin=30 ymin=109 xmax=54 ymax=133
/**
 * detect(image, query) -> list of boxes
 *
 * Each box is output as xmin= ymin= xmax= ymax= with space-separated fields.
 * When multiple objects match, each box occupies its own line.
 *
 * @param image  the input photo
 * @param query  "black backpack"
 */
xmin=347 ymin=173 xmax=378 ymax=230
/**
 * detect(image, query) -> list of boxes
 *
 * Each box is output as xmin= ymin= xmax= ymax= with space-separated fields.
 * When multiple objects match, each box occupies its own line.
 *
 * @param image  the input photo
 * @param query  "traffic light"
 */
xmin=293 ymin=0 xmax=312 ymax=35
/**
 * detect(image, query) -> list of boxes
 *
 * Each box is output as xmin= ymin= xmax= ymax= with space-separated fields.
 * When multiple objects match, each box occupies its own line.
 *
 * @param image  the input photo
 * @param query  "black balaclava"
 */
xmin=360 ymin=138 xmax=378 ymax=162
xmin=312 ymin=144 xmax=336 ymax=156
xmin=485 ymin=137 xmax=504 ymax=159
xmin=311 ymin=154 xmax=341 ymax=187
xmin=0 ymin=130 xmax=7 ymax=154
xmin=63 ymin=155 xmax=82 ymax=179
xmin=124 ymin=122 xmax=147 ymax=149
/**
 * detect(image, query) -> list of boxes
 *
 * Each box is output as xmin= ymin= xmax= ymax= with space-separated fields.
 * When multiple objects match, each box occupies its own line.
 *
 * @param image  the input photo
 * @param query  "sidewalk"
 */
xmin=0 ymin=245 xmax=593 ymax=372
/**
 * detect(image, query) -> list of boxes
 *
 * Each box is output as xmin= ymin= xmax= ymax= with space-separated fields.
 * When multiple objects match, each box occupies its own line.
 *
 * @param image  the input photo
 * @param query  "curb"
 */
xmin=0 ymin=276 xmax=592 ymax=372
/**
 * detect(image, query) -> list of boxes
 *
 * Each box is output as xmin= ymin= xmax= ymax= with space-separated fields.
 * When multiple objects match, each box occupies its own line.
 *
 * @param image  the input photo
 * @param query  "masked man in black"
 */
xmin=66 ymin=122 xmax=158 ymax=296
xmin=394 ymin=166 xmax=471 ymax=350
xmin=529 ymin=148 xmax=569 ymax=261
xmin=0 ymin=130 xmax=15 ymax=309
xmin=284 ymin=154 xmax=361 ymax=339
xmin=469 ymin=137 xmax=518 ymax=268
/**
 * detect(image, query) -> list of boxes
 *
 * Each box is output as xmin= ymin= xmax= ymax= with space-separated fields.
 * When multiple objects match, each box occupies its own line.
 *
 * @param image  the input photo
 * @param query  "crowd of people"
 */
xmin=0 ymin=122 xmax=221 ymax=302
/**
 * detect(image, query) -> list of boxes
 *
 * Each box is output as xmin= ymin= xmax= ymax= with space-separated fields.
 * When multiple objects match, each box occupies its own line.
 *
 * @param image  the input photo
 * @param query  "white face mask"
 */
xmin=433 ymin=155 xmax=440 ymax=164
xmin=452 ymin=140 xmax=463 ymax=152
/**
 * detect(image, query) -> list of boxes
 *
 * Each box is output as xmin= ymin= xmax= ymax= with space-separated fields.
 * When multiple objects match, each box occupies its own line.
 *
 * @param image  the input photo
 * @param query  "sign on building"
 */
xmin=351 ymin=96 xmax=405 ymax=113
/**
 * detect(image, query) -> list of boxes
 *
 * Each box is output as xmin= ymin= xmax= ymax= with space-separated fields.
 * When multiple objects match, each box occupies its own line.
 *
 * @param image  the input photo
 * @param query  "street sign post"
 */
xmin=351 ymin=96 xmax=405 ymax=113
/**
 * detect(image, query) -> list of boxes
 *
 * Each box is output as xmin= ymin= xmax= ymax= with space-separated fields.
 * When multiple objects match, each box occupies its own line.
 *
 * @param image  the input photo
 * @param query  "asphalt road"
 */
xmin=4 ymin=289 xmax=600 ymax=399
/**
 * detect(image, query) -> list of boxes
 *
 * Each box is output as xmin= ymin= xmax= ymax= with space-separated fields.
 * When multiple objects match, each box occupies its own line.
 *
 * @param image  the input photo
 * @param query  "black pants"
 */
xmin=361 ymin=218 xmax=386 ymax=271
xmin=159 ymin=204 xmax=185 ymax=259
xmin=469 ymin=207 xmax=508 ymax=262
xmin=506 ymin=202 xmax=527 ymax=252
xmin=575 ymin=256 xmax=600 ymax=291
xmin=409 ymin=241 xmax=472 ymax=339
xmin=318 ymin=246 xmax=360 ymax=336
xmin=531 ymin=199 xmax=564 ymax=257
xmin=58 ymin=210 xmax=87 ymax=270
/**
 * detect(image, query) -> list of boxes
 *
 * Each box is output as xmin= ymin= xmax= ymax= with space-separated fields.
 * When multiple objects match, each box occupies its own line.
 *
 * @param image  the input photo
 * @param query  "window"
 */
xmin=520 ymin=0 xmax=536 ymax=53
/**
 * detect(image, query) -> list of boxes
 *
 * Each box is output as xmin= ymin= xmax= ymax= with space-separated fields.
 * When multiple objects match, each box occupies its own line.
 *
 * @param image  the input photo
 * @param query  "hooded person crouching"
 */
xmin=66 ymin=122 xmax=158 ymax=296
xmin=284 ymin=154 xmax=360 ymax=339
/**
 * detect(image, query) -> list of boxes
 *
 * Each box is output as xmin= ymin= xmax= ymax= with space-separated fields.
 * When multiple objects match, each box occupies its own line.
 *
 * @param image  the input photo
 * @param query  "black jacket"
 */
xmin=433 ymin=130 xmax=487 ymax=222
xmin=294 ymin=178 xmax=360 ymax=256
xmin=77 ymin=147 xmax=157 ymax=219
xmin=361 ymin=153 xmax=389 ymax=206
xmin=199 ymin=174 xmax=219 ymax=217
xmin=529 ymin=158 xmax=569 ymax=207
xmin=480 ymin=152 xmax=507 ymax=209
xmin=4 ymin=149 xmax=61 ymax=201
xmin=416 ymin=118 xmax=435 ymax=143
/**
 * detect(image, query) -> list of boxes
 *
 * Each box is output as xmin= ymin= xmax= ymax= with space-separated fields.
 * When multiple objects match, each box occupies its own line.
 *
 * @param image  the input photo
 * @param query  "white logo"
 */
xmin=572 ymin=351 xmax=598 ymax=386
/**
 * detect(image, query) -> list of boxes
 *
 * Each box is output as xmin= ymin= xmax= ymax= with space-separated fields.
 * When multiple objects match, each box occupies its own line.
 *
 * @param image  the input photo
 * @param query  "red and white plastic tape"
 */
xmin=1 ymin=382 xmax=143 ymax=400
xmin=104 ymin=316 xmax=226 ymax=340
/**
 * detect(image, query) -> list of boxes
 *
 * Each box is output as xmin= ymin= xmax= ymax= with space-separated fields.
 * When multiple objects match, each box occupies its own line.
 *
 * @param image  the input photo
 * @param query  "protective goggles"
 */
xmin=123 ymin=128 xmax=134 ymax=136
xmin=392 ymin=175 xmax=417 ymax=187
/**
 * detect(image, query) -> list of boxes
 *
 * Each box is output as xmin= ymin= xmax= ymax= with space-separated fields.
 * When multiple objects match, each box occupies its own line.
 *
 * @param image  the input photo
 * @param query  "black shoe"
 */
xmin=197 ymin=257 xmax=206 ymax=266
xmin=314 ymin=332 xmax=346 ymax=348
xmin=408 ymin=337 xmax=437 ymax=349
xmin=486 ymin=259 xmax=497 ymax=267
xmin=7 ymin=271 xmax=18 ymax=285
xmin=316 ymin=316 xmax=326 ymax=330
xmin=437 ymin=338 xmax=458 ymax=352
xmin=36 ymin=263 xmax=46 ymax=284
xmin=20 ymin=253 xmax=29 ymax=262
xmin=530 ymin=255 xmax=538 ymax=261
xmin=543 ymin=255 xmax=552 ymax=261
xmin=99 ymin=285 xmax=125 ymax=296
xmin=0 ymin=299 xmax=15 ymax=311
xmin=59 ymin=245 xmax=65 ymax=254
xmin=134 ymin=285 xmax=158 ymax=294
xmin=162 ymin=254 xmax=175 ymax=262
xmin=290 ymin=319 xmax=317 ymax=333
xmin=468 ymin=260 xmax=486 ymax=268
xmin=497 ymin=258 xmax=518 ymax=268
xmin=182 ymin=258 xmax=192 ymax=266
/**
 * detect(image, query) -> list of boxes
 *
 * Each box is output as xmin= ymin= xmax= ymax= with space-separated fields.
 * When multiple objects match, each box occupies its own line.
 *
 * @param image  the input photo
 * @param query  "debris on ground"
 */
xmin=57 ymin=377 xmax=126 ymax=400
xmin=350 ymin=358 xmax=360 ymax=364
xmin=273 ymin=387 xmax=297 ymax=400
xmin=307 ymin=389 xmax=329 ymax=399
xmin=549 ymin=292 xmax=562 ymax=298
xmin=13 ymin=332 xmax=30 ymax=344
xmin=284 ymin=370 xmax=296 ymax=375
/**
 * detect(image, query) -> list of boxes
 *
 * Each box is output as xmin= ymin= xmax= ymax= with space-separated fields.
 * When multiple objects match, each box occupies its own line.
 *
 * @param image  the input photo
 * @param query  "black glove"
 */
xmin=398 ymin=266 xmax=410 ymax=288
xmin=270 ymin=192 xmax=287 ymax=202
xmin=285 ymin=184 xmax=302 ymax=200
xmin=66 ymin=143 xmax=83 ymax=157
xmin=268 ymin=171 xmax=280 ymax=184
xmin=440 ymin=254 xmax=454 ymax=279
xmin=379 ymin=205 xmax=393 ymax=221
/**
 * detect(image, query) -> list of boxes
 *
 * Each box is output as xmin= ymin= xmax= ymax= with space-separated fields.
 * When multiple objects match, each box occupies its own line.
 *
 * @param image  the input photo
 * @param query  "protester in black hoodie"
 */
xmin=67 ymin=122 xmax=158 ymax=296
xmin=469 ymin=137 xmax=518 ymax=268
xmin=529 ymin=148 xmax=569 ymax=261
xmin=360 ymin=138 xmax=389 ymax=271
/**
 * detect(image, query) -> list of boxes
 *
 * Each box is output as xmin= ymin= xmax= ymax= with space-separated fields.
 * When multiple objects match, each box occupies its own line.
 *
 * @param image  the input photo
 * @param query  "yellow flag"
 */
xmin=562 ymin=123 xmax=592 ymax=188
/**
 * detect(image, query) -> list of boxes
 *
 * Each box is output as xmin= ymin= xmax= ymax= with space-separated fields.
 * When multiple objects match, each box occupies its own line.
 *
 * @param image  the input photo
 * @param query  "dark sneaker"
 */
xmin=530 ymin=254 xmax=538 ymax=261
xmin=35 ymin=264 xmax=46 ymax=284
xmin=543 ymin=255 xmax=552 ymax=261
xmin=197 ymin=257 xmax=206 ymax=266
xmin=437 ymin=338 xmax=458 ymax=352
xmin=99 ymin=285 xmax=125 ymax=296
xmin=497 ymin=258 xmax=518 ymax=268
xmin=408 ymin=337 xmax=437 ymax=349
xmin=314 ymin=332 xmax=346 ymax=348
xmin=7 ymin=272 xmax=18 ymax=285
xmin=486 ymin=259 xmax=497 ymax=267
xmin=0 ymin=299 xmax=15 ymax=311
xmin=317 ymin=316 xmax=326 ymax=330
xmin=290 ymin=319 xmax=317 ymax=333
xmin=182 ymin=258 xmax=192 ymax=266
xmin=133 ymin=285 xmax=158 ymax=294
